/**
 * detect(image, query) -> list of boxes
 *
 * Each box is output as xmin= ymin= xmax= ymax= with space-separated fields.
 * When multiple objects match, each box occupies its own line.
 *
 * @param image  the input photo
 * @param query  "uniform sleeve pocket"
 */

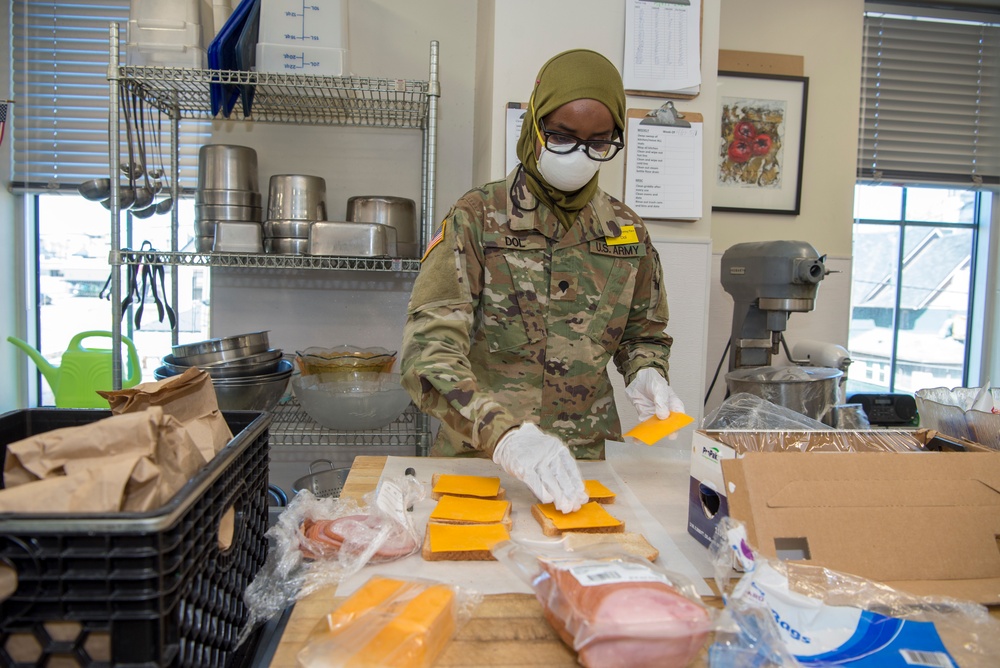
xmin=586 ymin=259 xmax=638 ymax=353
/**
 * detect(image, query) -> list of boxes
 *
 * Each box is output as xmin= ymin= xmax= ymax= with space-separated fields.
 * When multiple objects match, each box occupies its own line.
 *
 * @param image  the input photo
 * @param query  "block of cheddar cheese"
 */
xmin=298 ymin=576 xmax=456 ymax=668
xmin=430 ymin=473 xmax=505 ymax=500
xmin=532 ymin=501 xmax=625 ymax=537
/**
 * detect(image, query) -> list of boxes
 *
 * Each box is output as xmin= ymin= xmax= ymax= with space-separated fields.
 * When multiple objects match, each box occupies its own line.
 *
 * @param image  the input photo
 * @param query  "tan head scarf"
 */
xmin=515 ymin=49 xmax=626 ymax=229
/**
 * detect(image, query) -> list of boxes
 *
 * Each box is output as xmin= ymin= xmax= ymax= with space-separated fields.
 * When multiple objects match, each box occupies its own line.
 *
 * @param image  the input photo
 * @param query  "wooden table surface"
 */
xmin=267 ymin=455 xmax=722 ymax=667
xmin=267 ymin=455 xmax=999 ymax=667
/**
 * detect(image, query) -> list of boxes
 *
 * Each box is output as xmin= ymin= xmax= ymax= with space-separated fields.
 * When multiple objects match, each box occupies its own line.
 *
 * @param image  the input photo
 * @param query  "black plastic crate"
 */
xmin=0 ymin=408 xmax=272 ymax=667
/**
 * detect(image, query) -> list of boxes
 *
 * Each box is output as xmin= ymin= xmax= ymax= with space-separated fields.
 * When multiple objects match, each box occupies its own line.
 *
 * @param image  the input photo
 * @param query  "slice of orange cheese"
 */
xmin=431 ymin=474 xmax=501 ymax=498
xmin=584 ymin=479 xmax=615 ymax=502
xmin=536 ymin=501 xmax=623 ymax=531
xmin=427 ymin=522 xmax=510 ymax=552
xmin=429 ymin=495 xmax=510 ymax=524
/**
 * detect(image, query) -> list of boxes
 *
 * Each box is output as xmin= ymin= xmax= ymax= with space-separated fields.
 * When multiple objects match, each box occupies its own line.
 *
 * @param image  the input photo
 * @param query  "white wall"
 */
xmin=714 ymin=0 xmax=863 ymax=258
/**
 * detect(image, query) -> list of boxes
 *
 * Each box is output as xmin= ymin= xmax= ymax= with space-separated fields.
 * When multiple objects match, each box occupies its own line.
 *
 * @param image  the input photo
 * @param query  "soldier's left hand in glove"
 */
xmin=492 ymin=423 xmax=589 ymax=513
xmin=626 ymin=367 xmax=685 ymax=423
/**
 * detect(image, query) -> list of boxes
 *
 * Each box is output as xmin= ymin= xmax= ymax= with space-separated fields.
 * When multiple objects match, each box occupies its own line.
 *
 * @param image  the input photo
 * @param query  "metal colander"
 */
xmin=292 ymin=460 xmax=352 ymax=498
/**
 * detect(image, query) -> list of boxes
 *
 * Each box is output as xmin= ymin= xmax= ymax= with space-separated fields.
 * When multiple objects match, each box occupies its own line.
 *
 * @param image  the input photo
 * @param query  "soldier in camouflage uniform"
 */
xmin=401 ymin=49 xmax=683 ymax=508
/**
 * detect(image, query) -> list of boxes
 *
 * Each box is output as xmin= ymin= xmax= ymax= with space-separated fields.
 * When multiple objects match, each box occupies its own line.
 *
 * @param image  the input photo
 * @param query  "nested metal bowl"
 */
xmin=172 ymin=331 xmax=271 ymax=366
xmin=154 ymin=359 xmax=293 ymax=412
xmin=161 ymin=349 xmax=283 ymax=378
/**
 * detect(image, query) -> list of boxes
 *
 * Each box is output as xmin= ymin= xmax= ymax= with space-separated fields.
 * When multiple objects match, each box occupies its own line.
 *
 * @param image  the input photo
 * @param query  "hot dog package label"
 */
xmin=562 ymin=560 xmax=675 ymax=588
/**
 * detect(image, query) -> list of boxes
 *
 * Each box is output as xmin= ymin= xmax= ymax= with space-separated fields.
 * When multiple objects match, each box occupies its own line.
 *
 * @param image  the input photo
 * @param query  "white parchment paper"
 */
xmin=335 ymin=455 xmax=712 ymax=597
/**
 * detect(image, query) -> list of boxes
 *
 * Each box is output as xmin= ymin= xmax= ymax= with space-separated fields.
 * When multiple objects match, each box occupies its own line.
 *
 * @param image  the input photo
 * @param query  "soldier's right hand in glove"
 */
xmin=492 ymin=423 xmax=589 ymax=514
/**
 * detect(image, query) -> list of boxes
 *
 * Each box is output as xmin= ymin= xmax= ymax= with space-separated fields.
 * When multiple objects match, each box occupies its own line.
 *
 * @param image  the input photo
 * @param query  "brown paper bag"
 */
xmin=99 ymin=367 xmax=233 ymax=460
xmin=0 ymin=407 xmax=207 ymax=512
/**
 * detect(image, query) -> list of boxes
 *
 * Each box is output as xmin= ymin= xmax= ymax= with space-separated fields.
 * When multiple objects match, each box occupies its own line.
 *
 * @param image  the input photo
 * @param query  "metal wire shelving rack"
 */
xmin=105 ymin=24 xmax=438 ymax=450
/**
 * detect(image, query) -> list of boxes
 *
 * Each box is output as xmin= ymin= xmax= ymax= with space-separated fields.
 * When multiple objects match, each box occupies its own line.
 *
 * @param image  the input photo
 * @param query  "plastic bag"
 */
xmin=296 ymin=575 xmax=480 ymax=668
xmin=704 ymin=393 xmax=831 ymax=430
xmin=492 ymin=539 xmax=714 ymax=668
xmin=240 ymin=473 xmax=425 ymax=641
xmin=708 ymin=518 xmax=1000 ymax=667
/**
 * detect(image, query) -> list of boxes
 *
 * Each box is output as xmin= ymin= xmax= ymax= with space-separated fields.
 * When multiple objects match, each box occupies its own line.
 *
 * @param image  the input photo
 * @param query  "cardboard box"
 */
xmin=687 ymin=429 xmax=923 ymax=548
xmin=723 ymin=450 xmax=1000 ymax=604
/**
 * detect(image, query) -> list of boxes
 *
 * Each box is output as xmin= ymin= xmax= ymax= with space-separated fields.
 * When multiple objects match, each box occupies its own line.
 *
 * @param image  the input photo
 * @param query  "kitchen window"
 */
xmin=851 ymin=4 xmax=1000 ymax=396
xmin=34 ymin=194 xmax=209 ymax=404
xmin=847 ymin=184 xmax=989 ymax=396
xmin=12 ymin=0 xmax=211 ymax=405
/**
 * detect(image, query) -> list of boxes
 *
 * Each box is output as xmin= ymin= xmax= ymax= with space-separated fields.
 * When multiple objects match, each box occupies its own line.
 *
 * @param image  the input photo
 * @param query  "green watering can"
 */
xmin=7 ymin=330 xmax=141 ymax=407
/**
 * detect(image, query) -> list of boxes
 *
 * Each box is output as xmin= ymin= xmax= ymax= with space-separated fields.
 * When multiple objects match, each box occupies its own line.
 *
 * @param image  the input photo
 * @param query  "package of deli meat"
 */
xmin=493 ymin=540 xmax=714 ymax=668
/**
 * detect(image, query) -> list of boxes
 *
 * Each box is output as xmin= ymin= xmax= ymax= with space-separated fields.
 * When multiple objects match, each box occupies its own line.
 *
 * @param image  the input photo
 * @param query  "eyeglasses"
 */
xmin=537 ymin=120 xmax=624 ymax=162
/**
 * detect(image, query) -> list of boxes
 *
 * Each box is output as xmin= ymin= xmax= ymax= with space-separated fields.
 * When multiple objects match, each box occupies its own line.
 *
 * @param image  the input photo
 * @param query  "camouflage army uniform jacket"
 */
xmin=401 ymin=169 xmax=672 ymax=459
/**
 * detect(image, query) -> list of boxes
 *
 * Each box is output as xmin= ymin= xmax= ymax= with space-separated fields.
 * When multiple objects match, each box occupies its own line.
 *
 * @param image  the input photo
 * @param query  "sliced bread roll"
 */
xmin=531 ymin=502 xmax=625 ymax=537
xmin=421 ymin=522 xmax=510 ymax=561
xmin=430 ymin=473 xmax=506 ymax=500
xmin=563 ymin=532 xmax=659 ymax=562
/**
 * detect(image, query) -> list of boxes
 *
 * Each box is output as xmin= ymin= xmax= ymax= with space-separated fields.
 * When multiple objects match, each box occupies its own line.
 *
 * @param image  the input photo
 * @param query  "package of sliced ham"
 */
xmin=240 ymin=473 xmax=425 ymax=640
xmin=493 ymin=540 xmax=713 ymax=668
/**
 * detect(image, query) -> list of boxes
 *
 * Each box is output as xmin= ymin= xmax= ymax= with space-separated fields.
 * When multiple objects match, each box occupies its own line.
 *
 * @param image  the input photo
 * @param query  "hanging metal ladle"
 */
xmin=149 ymin=107 xmax=173 ymax=216
xmin=131 ymin=97 xmax=159 ymax=218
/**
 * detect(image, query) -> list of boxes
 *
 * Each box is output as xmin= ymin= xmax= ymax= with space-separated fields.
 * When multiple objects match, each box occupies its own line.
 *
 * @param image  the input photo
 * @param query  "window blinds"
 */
xmin=11 ymin=0 xmax=206 ymax=192
xmin=858 ymin=6 xmax=1000 ymax=185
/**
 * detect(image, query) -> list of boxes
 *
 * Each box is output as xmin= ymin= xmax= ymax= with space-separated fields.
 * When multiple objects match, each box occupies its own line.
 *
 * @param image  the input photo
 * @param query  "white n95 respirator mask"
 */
xmin=537 ymin=147 xmax=599 ymax=192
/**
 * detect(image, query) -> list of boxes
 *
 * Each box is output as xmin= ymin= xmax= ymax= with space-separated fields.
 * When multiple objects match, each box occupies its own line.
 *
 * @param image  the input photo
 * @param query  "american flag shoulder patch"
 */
xmin=421 ymin=219 xmax=447 ymax=262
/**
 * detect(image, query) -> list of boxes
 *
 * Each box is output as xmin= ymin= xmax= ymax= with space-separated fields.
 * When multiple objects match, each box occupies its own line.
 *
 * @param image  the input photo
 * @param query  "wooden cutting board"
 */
xmin=267 ymin=455 xmax=720 ymax=667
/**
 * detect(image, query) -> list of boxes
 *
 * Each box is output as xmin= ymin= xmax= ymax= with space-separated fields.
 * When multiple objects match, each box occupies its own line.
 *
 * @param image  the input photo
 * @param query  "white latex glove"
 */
xmin=625 ymin=367 xmax=686 ymax=421
xmin=492 ymin=423 xmax=589 ymax=513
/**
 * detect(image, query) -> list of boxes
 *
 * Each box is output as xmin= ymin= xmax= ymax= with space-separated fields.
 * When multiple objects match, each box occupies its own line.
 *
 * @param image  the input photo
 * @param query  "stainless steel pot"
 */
xmin=267 ymin=174 xmax=327 ymax=221
xmin=346 ymin=195 xmax=418 ymax=258
xmin=195 ymin=203 xmax=263 ymax=222
xmin=265 ymin=237 xmax=310 ymax=255
xmin=196 ymin=189 xmax=263 ymax=206
xmin=264 ymin=219 xmax=314 ymax=239
xmin=197 ymin=144 xmax=259 ymax=192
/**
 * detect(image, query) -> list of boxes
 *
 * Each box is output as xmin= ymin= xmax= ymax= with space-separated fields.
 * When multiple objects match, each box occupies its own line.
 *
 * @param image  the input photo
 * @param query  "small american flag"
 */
xmin=0 ymin=101 xmax=9 ymax=148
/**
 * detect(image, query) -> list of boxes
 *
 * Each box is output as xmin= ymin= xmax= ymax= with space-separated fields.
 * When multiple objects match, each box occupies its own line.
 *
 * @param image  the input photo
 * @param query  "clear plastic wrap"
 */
xmin=240 ymin=473 xmax=425 ymax=640
xmin=700 ymin=395 xmax=924 ymax=453
xmin=704 ymin=393 xmax=831 ymax=430
xmin=492 ymin=539 xmax=715 ymax=668
xmin=296 ymin=575 xmax=481 ymax=668
xmin=916 ymin=385 xmax=1000 ymax=449
xmin=708 ymin=518 xmax=1000 ymax=667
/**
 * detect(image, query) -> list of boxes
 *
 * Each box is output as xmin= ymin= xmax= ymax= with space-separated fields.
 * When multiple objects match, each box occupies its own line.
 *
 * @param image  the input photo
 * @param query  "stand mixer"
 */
xmin=720 ymin=240 xmax=853 ymax=425
xmin=721 ymin=240 xmax=831 ymax=371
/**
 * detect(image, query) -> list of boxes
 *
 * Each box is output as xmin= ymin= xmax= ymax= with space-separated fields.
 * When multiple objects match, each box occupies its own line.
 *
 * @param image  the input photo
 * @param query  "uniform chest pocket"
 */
xmin=480 ymin=250 xmax=546 ymax=352
xmin=586 ymin=258 xmax=639 ymax=353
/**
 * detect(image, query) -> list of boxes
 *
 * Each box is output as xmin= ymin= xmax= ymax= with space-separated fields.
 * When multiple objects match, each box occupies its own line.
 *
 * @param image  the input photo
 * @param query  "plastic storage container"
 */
xmin=256 ymin=0 xmax=350 ymax=75
xmin=0 ymin=408 xmax=271 ymax=667
xmin=127 ymin=0 xmax=207 ymax=68
xmin=255 ymin=43 xmax=349 ymax=76
xmin=257 ymin=0 xmax=348 ymax=49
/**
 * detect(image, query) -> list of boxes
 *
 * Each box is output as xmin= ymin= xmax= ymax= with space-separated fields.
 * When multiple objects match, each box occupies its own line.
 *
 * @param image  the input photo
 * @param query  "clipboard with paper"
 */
xmin=623 ymin=103 xmax=704 ymax=221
